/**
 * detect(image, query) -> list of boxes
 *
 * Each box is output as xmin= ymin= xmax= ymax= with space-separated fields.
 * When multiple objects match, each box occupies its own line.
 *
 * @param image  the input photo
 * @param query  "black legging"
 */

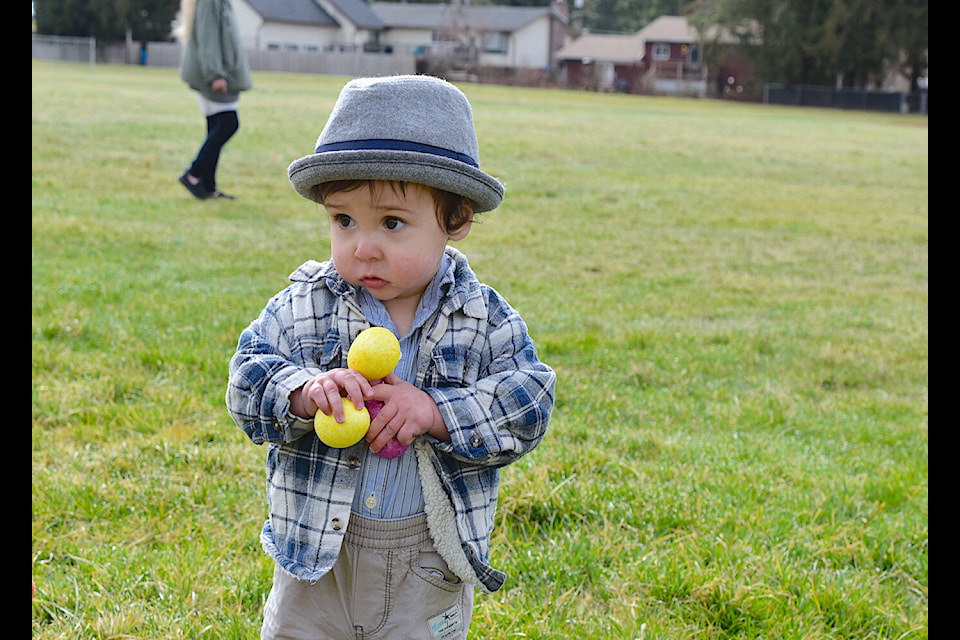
xmin=188 ymin=110 xmax=239 ymax=193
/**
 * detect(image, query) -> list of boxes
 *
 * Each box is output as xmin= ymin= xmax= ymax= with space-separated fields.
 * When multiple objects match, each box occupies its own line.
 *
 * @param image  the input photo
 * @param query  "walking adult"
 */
xmin=176 ymin=0 xmax=252 ymax=200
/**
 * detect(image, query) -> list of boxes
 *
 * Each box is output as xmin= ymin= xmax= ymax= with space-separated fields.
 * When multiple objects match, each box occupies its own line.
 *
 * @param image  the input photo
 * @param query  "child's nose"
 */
xmin=354 ymin=236 xmax=381 ymax=261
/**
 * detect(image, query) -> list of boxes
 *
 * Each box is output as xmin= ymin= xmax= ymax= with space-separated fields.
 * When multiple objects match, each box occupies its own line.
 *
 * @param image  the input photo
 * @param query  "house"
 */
xmin=373 ymin=2 xmax=568 ymax=71
xmin=557 ymin=15 xmax=756 ymax=97
xmin=231 ymin=0 xmax=570 ymax=81
xmin=554 ymin=33 xmax=645 ymax=92
xmin=232 ymin=0 xmax=383 ymax=53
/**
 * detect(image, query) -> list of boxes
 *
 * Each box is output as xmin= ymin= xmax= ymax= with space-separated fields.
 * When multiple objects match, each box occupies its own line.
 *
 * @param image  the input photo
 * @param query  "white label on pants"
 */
xmin=426 ymin=603 xmax=462 ymax=639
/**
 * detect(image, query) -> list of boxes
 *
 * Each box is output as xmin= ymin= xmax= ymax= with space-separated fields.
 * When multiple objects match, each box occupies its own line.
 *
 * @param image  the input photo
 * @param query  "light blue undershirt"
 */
xmin=351 ymin=253 xmax=456 ymax=519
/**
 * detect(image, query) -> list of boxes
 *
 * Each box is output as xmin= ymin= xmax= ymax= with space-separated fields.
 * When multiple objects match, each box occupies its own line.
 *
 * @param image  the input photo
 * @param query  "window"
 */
xmin=482 ymin=32 xmax=509 ymax=54
xmin=686 ymin=45 xmax=702 ymax=65
xmin=653 ymin=44 xmax=670 ymax=60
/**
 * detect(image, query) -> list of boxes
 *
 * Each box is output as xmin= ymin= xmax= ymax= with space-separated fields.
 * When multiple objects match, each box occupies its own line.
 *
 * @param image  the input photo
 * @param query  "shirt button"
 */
xmin=347 ymin=456 xmax=361 ymax=469
xmin=331 ymin=517 xmax=343 ymax=531
xmin=469 ymin=433 xmax=483 ymax=447
xmin=364 ymin=494 xmax=378 ymax=509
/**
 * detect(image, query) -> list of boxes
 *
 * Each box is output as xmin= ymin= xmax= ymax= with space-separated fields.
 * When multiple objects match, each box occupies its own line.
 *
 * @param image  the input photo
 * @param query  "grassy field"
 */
xmin=32 ymin=60 xmax=927 ymax=639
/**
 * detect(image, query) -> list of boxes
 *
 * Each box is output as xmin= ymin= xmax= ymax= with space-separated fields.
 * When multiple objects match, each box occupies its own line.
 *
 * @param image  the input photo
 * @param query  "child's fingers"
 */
xmin=305 ymin=377 xmax=345 ymax=422
xmin=380 ymin=372 xmax=402 ymax=385
xmin=366 ymin=375 xmax=400 ymax=403
xmin=366 ymin=402 xmax=398 ymax=452
xmin=340 ymin=373 xmax=372 ymax=411
xmin=306 ymin=369 xmax=378 ymax=422
xmin=326 ymin=386 xmax=347 ymax=422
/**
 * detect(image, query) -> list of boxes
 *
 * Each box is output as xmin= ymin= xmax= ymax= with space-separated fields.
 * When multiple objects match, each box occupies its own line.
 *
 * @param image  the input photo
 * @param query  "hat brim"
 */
xmin=288 ymin=150 xmax=504 ymax=213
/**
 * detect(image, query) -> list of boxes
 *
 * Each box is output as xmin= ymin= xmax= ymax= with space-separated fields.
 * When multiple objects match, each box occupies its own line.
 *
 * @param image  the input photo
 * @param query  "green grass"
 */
xmin=32 ymin=60 xmax=927 ymax=639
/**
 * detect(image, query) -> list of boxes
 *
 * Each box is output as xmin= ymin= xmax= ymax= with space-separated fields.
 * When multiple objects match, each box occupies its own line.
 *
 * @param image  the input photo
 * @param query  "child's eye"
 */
xmin=384 ymin=217 xmax=405 ymax=231
xmin=333 ymin=214 xmax=354 ymax=228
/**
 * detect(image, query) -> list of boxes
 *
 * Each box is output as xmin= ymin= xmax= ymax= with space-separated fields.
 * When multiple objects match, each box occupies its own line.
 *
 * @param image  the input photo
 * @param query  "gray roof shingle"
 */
xmin=555 ymin=33 xmax=644 ymax=63
xmin=370 ymin=2 xmax=559 ymax=32
xmin=328 ymin=0 xmax=384 ymax=30
xmin=243 ymin=0 xmax=337 ymax=26
xmin=242 ymin=0 xmax=560 ymax=33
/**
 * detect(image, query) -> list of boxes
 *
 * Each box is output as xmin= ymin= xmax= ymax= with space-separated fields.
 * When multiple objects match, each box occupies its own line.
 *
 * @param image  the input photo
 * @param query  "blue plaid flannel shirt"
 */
xmin=226 ymin=247 xmax=556 ymax=593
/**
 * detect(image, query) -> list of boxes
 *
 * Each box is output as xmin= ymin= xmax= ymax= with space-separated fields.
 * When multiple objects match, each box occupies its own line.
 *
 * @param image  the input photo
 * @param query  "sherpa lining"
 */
xmin=414 ymin=439 xmax=491 ymax=593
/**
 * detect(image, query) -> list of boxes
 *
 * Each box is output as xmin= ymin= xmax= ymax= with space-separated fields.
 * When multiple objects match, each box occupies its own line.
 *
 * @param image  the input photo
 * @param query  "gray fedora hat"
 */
xmin=288 ymin=75 xmax=504 ymax=212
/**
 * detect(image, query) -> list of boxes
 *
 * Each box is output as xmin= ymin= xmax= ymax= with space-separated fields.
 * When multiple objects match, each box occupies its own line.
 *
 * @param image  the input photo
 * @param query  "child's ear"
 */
xmin=447 ymin=202 xmax=474 ymax=241
xmin=449 ymin=219 xmax=472 ymax=241
xmin=447 ymin=198 xmax=473 ymax=241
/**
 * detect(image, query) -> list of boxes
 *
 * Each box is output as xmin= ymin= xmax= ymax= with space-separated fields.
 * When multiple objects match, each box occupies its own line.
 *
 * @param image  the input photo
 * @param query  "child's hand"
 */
xmin=293 ymin=369 xmax=372 ymax=422
xmin=363 ymin=374 xmax=450 ymax=453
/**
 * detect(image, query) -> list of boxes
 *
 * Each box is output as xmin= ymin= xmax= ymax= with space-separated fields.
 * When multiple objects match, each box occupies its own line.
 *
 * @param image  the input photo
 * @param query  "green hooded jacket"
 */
xmin=180 ymin=0 xmax=252 ymax=102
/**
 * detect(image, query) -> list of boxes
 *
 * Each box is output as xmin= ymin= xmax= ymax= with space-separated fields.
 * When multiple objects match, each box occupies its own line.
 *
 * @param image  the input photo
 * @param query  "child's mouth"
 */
xmin=361 ymin=276 xmax=388 ymax=289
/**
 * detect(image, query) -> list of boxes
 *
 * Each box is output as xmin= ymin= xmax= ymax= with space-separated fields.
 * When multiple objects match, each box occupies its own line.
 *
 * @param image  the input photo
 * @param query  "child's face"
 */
xmin=324 ymin=181 xmax=470 ymax=317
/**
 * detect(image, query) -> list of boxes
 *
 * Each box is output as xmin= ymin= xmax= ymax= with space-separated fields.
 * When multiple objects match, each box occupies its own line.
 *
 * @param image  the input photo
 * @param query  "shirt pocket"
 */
xmin=426 ymin=344 xmax=481 ymax=388
xmin=315 ymin=329 xmax=344 ymax=370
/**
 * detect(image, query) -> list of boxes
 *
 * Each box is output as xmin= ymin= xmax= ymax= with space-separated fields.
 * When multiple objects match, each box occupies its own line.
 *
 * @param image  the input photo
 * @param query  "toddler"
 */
xmin=226 ymin=75 xmax=556 ymax=640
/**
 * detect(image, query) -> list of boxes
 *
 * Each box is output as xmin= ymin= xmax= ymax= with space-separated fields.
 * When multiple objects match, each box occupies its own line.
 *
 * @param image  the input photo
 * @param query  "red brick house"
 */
xmin=555 ymin=33 xmax=646 ymax=92
xmin=557 ymin=15 xmax=756 ymax=98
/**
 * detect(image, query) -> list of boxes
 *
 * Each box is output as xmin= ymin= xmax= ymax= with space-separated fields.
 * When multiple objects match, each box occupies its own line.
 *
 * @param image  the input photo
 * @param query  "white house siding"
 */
xmin=381 ymin=29 xmax=434 ymax=55
xmin=260 ymin=24 xmax=341 ymax=51
xmin=511 ymin=17 xmax=550 ymax=68
xmin=232 ymin=0 xmax=265 ymax=51
xmin=474 ymin=17 xmax=549 ymax=69
xmin=231 ymin=0 xmax=332 ymax=51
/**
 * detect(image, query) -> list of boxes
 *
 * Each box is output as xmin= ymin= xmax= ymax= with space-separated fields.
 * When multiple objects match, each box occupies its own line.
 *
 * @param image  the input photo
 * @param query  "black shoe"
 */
xmin=179 ymin=173 xmax=212 ymax=200
xmin=211 ymin=190 xmax=235 ymax=200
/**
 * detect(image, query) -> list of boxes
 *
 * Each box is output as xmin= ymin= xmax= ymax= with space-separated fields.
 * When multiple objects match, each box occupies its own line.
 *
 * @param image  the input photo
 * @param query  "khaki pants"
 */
xmin=261 ymin=513 xmax=474 ymax=640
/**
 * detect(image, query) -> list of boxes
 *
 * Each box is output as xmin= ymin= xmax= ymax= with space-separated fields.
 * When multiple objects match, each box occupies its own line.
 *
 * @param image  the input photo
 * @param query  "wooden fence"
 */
xmin=33 ymin=35 xmax=415 ymax=77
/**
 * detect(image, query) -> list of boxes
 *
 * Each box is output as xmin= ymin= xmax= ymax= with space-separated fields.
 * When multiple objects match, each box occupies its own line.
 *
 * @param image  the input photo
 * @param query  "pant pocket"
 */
xmin=368 ymin=544 xmax=472 ymax=640
xmin=411 ymin=539 xmax=462 ymax=590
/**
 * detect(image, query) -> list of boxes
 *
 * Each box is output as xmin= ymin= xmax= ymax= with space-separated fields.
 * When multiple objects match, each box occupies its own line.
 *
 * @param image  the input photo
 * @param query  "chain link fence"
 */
xmin=764 ymin=83 xmax=928 ymax=114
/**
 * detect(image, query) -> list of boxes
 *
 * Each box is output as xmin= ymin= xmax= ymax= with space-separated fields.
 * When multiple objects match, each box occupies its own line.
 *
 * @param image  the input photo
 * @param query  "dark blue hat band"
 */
xmin=314 ymin=139 xmax=479 ymax=168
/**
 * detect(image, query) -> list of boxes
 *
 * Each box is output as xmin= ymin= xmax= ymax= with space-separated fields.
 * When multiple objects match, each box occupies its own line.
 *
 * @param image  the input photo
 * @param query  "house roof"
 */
xmin=555 ymin=34 xmax=645 ymax=63
xmin=556 ymin=15 xmax=697 ymax=65
xmin=638 ymin=14 xmax=759 ymax=46
xmin=326 ymin=0 xmax=384 ymax=30
xmin=242 ymin=0 xmax=562 ymax=33
xmin=635 ymin=15 xmax=697 ymax=43
xmin=369 ymin=2 xmax=443 ymax=30
xmin=242 ymin=0 xmax=383 ymax=29
xmin=369 ymin=2 xmax=564 ymax=32
xmin=242 ymin=0 xmax=337 ymax=26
